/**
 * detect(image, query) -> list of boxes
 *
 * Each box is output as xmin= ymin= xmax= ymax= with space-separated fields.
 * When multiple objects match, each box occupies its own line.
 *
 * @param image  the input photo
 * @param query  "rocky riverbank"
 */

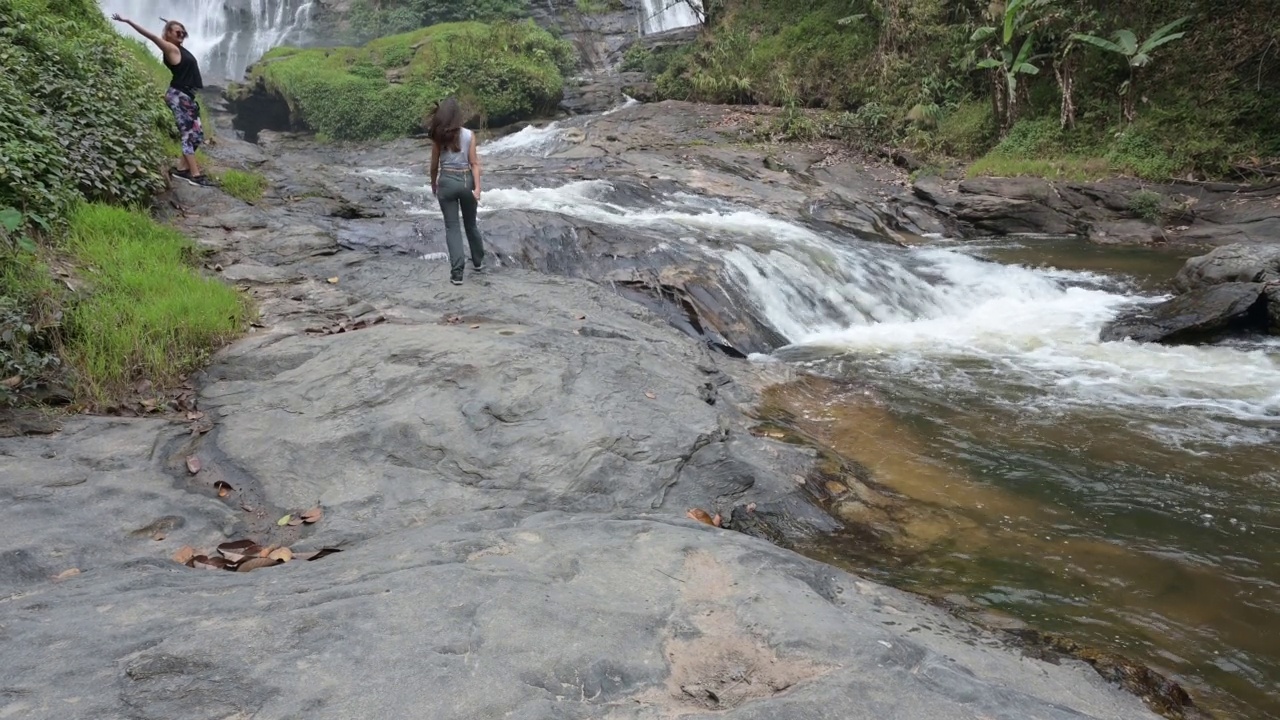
xmin=0 ymin=98 xmax=1227 ymax=719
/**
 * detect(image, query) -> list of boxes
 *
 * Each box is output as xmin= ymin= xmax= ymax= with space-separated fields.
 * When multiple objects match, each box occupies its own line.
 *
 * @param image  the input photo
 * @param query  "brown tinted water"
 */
xmin=770 ymin=240 xmax=1280 ymax=719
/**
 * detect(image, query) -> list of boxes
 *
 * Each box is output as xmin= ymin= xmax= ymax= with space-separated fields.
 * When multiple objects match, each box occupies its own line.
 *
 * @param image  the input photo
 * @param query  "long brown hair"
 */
xmin=428 ymin=97 xmax=465 ymax=152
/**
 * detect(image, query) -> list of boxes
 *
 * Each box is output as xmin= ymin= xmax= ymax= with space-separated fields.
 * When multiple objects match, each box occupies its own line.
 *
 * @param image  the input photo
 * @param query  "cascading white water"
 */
xmin=638 ymin=0 xmax=703 ymax=35
xmin=473 ymin=180 xmax=1280 ymax=445
xmin=98 ymin=0 xmax=311 ymax=82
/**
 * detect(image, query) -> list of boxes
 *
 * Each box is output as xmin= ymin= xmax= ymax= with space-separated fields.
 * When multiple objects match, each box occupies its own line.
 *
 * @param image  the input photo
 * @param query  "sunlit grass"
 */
xmin=62 ymin=203 xmax=246 ymax=401
xmin=218 ymin=169 xmax=268 ymax=203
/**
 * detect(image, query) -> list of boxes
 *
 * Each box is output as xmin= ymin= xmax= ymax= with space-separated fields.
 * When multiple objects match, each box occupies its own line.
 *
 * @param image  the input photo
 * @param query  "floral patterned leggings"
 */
xmin=165 ymin=87 xmax=205 ymax=157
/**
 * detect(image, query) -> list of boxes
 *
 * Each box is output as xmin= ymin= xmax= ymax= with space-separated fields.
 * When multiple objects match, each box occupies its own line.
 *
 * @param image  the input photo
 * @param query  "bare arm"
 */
xmin=468 ymin=136 xmax=482 ymax=198
xmin=111 ymin=15 xmax=181 ymax=65
xmin=429 ymin=142 xmax=440 ymax=194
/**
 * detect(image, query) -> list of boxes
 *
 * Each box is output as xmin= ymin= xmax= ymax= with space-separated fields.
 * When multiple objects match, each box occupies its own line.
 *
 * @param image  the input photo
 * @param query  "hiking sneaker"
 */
xmin=472 ymin=261 xmax=485 ymax=273
xmin=450 ymin=274 xmax=464 ymax=286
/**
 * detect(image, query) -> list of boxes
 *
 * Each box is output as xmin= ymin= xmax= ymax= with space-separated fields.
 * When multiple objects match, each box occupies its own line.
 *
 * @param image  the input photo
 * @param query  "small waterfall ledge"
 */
xmin=638 ymin=0 xmax=703 ymax=35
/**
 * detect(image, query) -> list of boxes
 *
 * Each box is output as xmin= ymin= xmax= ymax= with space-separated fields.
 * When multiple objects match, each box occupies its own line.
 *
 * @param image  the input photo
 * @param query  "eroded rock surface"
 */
xmin=0 ymin=100 xmax=1169 ymax=720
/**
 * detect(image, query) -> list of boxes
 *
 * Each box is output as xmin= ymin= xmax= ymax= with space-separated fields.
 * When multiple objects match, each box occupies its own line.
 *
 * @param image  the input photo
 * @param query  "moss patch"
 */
xmin=234 ymin=20 xmax=575 ymax=140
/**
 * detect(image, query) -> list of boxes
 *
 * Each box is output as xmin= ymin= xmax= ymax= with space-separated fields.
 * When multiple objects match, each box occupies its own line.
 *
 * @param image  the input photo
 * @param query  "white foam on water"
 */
xmin=479 ymin=123 xmax=565 ymax=158
xmin=475 ymin=180 xmax=1280 ymax=444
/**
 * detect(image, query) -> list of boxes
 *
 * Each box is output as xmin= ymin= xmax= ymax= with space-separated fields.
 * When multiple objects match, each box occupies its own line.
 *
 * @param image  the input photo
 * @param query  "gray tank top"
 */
xmin=439 ymin=128 xmax=472 ymax=171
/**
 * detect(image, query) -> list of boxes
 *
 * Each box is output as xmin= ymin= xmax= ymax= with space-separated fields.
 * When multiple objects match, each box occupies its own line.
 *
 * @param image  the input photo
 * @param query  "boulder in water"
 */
xmin=1171 ymin=243 xmax=1280 ymax=292
xmin=1100 ymin=282 xmax=1269 ymax=344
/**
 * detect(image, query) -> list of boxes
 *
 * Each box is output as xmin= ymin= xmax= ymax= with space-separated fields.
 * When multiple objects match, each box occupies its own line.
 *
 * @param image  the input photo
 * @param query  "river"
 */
xmin=359 ymin=114 xmax=1280 ymax=718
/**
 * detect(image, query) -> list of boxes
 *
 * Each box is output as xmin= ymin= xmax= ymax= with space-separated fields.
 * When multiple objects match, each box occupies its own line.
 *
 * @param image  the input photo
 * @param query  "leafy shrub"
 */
xmin=241 ymin=21 xmax=574 ymax=140
xmin=0 ymin=0 xmax=167 ymax=233
xmin=935 ymin=101 xmax=997 ymax=159
xmin=345 ymin=0 xmax=531 ymax=44
xmin=1127 ymin=189 xmax=1165 ymax=222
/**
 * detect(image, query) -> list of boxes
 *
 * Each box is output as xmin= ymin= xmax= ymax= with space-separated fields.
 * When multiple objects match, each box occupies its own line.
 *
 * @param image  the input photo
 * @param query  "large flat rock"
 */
xmin=0 ymin=262 xmax=1160 ymax=720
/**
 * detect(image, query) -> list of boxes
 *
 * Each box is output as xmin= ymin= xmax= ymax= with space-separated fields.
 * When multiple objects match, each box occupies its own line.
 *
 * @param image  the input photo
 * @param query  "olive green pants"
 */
xmin=436 ymin=171 xmax=485 ymax=278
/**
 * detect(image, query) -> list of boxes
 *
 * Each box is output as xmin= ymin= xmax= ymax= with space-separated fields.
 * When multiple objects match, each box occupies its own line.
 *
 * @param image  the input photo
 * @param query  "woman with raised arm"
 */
xmin=111 ymin=14 xmax=212 ymax=186
xmin=428 ymin=98 xmax=487 ymax=286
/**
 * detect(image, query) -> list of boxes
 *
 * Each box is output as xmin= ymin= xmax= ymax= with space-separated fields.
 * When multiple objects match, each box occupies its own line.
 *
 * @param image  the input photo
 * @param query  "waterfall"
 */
xmin=98 ymin=0 xmax=312 ymax=82
xmin=638 ymin=0 xmax=703 ymax=35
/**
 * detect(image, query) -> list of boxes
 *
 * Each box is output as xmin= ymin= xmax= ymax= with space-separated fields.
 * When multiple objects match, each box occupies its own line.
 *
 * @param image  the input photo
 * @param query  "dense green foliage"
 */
xmin=0 ymin=0 xmax=168 ymax=232
xmin=239 ymin=20 xmax=575 ymax=140
xmin=643 ymin=0 xmax=1280 ymax=179
xmin=342 ymin=0 xmax=530 ymax=42
xmin=63 ymin=204 xmax=246 ymax=402
xmin=1 ymin=0 xmax=246 ymax=405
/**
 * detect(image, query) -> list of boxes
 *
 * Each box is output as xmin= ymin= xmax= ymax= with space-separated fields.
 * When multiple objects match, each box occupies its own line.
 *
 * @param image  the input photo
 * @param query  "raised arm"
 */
xmin=468 ymin=135 xmax=482 ymax=199
xmin=110 ymin=15 xmax=181 ymax=65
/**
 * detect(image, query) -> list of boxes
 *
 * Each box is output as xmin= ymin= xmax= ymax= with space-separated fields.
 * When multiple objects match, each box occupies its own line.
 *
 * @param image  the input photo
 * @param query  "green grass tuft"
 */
xmin=61 ymin=204 xmax=246 ymax=402
xmin=218 ymin=170 xmax=268 ymax=203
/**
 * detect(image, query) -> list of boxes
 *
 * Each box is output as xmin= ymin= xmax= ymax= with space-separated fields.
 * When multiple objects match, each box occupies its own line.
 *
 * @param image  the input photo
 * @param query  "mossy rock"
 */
xmin=231 ymin=20 xmax=576 ymax=141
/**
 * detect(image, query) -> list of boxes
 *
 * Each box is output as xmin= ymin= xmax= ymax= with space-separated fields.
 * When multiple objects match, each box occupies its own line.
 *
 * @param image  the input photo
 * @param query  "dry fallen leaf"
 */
xmin=185 ymin=456 xmax=202 ymax=474
xmin=54 ymin=568 xmax=81 ymax=581
xmin=241 ymin=503 xmax=255 ymax=512
xmin=172 ymin=546 xmax=196 ymax=565
xmin=686 ymin=508 xmax=716 ymax=526
xmin=301 ymin=547 xmax=342 ymax=561
xmin=469 ymin=324 xmax=480 ymax=329
xmin=300 ymin=506 xmax=323 ymax=524
xmin=186 ymin=411 xmax=205 ymax=421
xmin=192 ymin=555 xmax=229 ymax=570
xmin=327 ymin=276 xmax=339 ymax=284
xmin=214 ymin=480 xmax=233 ymax=498
xmin=235 ymin=557 xmax=280 ymax=573
xmin=277 ymin=514 xmax=293 ymax=526
xmin=1 ymin=375 xmax=20 ymax=389
xmin=152 ymin=532 xmax=167 ymax=542
xmin=268 ymin=547 xmax=293 ymax=562
xmin=287 ymin=516 xmax=304 ymax=526
xmin=644 ymin=391 xmax=656 ymax=399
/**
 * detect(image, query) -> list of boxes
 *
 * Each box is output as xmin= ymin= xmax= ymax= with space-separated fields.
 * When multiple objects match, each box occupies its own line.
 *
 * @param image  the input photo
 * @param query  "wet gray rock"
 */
xmin=1100 ymin=282 xmax=1269 ymax=343
xmin=1 ymin=410 xmax=1159 ymax=720
xmin=1172 ymin=243 xmax=1280 ymax=292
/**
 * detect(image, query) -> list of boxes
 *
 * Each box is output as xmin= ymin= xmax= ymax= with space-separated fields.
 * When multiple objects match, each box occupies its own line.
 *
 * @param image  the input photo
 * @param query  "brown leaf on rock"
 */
xmin=185 ymin=456 xmax=202 ymax=474
xmin=218 ymin=539 xmax=257 ymax=553
xmin=268 ymin=547 xmax=293 ymax=562
xmin=172 ymin=546 xmax=196 ymax=564
xmin=287 ymin=516 xmax=304 ymax=526
xmin=686 ymin=508 xmax=716 ymax=526
xmin=186 ymin=411 xmax=205 ymax=422
xmin=192 ymin=555 xmax=230 ymax=570
xmin=214 ymin=481 xmax=234 ymax=498
xmin=300 ymin=507 xmax=323 ymax=524
xmin=644 ymin=391 xmax=656 ymax=399
xmin=53 ymin=568 xmax=81 ymax=581
xmin=298 ymin=547 xmax=343 ymax=561
xmin=236 ymin=557 xmax=281 ymax=573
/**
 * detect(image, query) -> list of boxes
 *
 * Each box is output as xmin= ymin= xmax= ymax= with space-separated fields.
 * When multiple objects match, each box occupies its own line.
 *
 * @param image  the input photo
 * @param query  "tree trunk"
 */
xmin=1054 ymin=55 xmax=1076 ymax=129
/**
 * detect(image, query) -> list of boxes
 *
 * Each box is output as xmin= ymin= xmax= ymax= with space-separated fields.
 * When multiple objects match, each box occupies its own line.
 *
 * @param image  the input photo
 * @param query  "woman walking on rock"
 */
xmin=428 ymin=98 xmax=487 ymax=285
xmin=111 ymin=14 xmax=212 ymax=186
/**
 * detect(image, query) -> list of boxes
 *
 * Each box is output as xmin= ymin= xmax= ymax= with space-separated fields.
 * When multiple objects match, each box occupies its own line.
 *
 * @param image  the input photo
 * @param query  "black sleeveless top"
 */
xmin=166 ymin=46 xmax=204 ymax=95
